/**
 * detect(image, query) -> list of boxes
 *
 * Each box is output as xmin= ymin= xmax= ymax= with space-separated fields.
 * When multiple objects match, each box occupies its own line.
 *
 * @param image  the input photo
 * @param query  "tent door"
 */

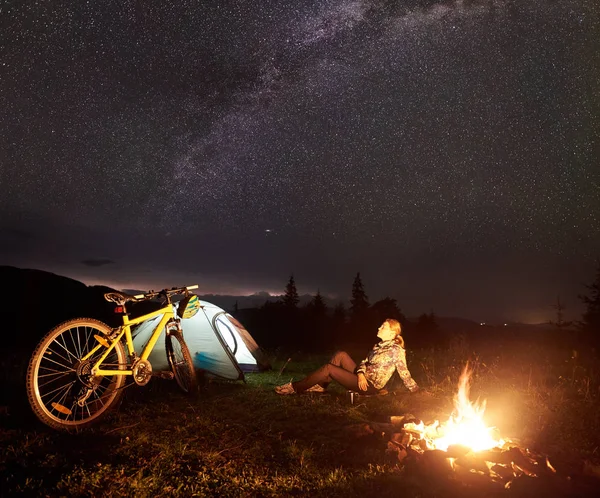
xmin=204 ymin=310 xmax=245 ymax=381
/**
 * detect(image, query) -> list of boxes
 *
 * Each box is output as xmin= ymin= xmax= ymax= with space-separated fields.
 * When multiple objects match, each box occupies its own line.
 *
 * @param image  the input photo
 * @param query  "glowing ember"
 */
xmin=411 ymin=363 xmax=504 ymax=452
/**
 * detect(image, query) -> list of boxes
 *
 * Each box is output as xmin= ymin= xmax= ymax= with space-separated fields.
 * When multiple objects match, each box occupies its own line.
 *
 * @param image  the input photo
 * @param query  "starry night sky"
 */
xmin=1 ymin=1 xmax=599 ymax=323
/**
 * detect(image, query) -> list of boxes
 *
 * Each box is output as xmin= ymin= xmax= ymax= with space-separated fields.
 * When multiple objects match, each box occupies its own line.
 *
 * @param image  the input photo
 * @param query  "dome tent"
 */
xmin=132 ymin=299 xmax=269 ymax=380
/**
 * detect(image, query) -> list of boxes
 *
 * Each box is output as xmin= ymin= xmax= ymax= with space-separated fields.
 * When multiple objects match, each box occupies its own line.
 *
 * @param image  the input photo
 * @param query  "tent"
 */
xmin=132 ymin=300 xmax=269 ymax=380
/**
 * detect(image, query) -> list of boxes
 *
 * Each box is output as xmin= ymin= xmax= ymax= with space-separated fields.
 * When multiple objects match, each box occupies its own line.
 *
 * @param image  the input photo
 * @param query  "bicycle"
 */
xmin=26 ymin=284 xmax=200 ymax=431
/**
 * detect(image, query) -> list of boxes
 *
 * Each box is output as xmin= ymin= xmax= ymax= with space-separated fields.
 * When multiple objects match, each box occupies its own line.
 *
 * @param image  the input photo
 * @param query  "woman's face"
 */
xmin=377 ymin=321 xmax=397 ymax=341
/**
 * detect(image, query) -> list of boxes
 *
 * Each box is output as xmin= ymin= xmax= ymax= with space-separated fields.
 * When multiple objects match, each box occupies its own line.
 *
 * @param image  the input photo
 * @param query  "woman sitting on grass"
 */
xmin=275 ymin=318 xmax=420 ymax=395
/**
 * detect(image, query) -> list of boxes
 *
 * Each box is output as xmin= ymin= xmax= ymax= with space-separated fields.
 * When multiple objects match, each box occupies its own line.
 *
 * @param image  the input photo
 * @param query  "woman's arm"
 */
xmin=355 ymin=358 xmax=367 ymax=375
xmin=395 ymin=347 xmax=419 ymax=392
xmin=357 ymin=372 xmax=368 ymax=391
xmin=355 ymin=350 xmax=371 ymax=391
xmin=355 ymin=347 xmax=372 ymax=376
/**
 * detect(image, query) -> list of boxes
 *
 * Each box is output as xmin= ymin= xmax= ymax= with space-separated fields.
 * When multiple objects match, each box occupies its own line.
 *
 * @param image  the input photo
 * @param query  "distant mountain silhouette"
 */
xmin=0 ymin=266 xmax=121 ymax=353
xmin=0 ymin=265 xmax=555 ymax=353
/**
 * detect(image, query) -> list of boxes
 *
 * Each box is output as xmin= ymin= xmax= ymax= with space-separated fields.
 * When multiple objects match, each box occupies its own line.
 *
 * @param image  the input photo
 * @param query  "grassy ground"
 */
xmin=2 ymin=348 xmax=600 ymax=497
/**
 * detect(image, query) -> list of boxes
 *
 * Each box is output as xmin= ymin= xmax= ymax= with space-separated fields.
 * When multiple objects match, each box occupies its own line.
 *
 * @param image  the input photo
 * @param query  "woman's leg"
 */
xmin=292 ymin=363 xmax=379 ymax=394
xmin=317 ymin=351 xmax=357 ymax=389
xmin=329 ymin=351 xmax=357 ymax=372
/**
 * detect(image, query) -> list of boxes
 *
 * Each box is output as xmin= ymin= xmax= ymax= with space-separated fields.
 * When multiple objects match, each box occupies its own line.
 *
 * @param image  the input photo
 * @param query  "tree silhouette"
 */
xmin=303 ymin=290 xmax=330 ymax=350
xmin=578 ymin=263 xmax=600 ymax=344
xmin=348 ymin=273 xmax=372 ymax=345
xmin=550 ymin=295 xmax=573 ymax=332
xmin=350 ymin=272 xmax=369 ymax=318
xmin=308 ymin=290 xmax=327 ymax=316
xmin=282 ymin=274 xmax=299 ymax=308
xmin=372 ymin=297 xmax=407 ymax=325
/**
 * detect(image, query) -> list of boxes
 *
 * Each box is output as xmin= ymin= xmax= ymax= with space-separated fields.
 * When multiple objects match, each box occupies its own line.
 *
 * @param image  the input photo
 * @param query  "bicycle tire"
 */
xmin=26 ymin=318 xmax=127 ymax=431
xmin=165 ymin=331 xmax=198 ymax=394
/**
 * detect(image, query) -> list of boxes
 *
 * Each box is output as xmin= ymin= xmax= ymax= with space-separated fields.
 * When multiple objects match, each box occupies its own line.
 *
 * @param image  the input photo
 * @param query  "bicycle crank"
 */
xmin=132 ymin=359 xmax=153 ymax=386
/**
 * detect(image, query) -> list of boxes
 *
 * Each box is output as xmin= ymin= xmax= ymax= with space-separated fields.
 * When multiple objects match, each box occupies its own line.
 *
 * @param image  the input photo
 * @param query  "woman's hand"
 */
xmin=357 ymin=372 xmax=368 ymax=391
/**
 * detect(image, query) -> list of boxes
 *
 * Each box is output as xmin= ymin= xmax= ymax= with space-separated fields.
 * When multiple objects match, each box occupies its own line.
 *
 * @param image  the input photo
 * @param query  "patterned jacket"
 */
xmin=355 ymin=340 xmax=419 ymax=391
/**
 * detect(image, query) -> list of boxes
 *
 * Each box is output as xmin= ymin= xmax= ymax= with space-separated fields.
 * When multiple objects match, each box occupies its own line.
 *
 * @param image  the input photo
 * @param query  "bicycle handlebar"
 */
xmin=104 ymin=284 xmax=198 ymax=305
xmin=133 ymin=284 xmax=198 ymax=301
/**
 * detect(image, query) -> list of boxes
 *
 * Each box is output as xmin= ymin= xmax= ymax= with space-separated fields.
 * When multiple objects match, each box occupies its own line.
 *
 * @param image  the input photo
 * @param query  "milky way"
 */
xmin=1 ymin=1 xmax=599 ymax=322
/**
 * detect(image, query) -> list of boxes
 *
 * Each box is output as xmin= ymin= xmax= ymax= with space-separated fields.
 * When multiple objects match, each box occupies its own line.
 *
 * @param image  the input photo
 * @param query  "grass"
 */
xmin=2 ymin=345 xmax=600 ymax=497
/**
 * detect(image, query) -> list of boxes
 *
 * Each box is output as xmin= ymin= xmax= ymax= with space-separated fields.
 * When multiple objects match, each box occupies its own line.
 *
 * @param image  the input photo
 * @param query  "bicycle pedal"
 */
xmin=152 ymin=371 xmax=175 ymax=380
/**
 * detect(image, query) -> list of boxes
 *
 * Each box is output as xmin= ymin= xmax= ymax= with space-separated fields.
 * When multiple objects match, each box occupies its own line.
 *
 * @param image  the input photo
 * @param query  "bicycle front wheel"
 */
xmin=26 ymin=318 xmax=127 ymax=431
xmin=166 ymin=331 xmax=198 ymax=394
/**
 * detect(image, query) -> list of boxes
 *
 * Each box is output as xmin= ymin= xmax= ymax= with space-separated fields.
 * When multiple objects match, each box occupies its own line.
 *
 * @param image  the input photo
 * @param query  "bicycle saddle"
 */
xmin=104 ymin=292 xmax=136 ymax=306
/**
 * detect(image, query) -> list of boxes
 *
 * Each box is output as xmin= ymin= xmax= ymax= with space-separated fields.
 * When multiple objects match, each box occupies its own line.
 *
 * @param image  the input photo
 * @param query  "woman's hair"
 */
xmin=385 ymin=318 xmax=405 ymax=348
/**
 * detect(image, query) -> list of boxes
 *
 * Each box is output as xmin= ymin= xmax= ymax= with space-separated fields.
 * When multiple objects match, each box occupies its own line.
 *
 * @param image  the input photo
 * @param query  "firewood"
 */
xmin=452 ymin=464 xmax=503 ymax=491
xmin=454 ymin=454 xmax=490 ymax=475
xmin=402 ymin=422 xmax=425 ymax=437
xmin=385 ymin=441 xmax=409 ymax=463
xmin=389 ymin=414 xmax=418 ymax=426
xmin=489 ymin=463 xmax=514 ymax=481
xmin=475 ymin=448 xmax=513 ymax=465
xmin=407 ymin=444 xmax=425 ymax=456
xmin=390 ymin=431 xmax=412 ymax=447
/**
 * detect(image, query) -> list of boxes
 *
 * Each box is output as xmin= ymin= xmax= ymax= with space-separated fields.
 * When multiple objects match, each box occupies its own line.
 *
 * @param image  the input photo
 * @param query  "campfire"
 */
xmin=402 ymin=364 xmax=506 ymax=453
xmin=360 ymin=363 xmax=574 ymax=494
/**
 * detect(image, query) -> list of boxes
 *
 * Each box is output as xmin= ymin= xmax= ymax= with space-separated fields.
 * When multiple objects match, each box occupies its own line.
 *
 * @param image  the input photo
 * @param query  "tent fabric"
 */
xmin=132 ymin=300 xmax=267 ymax=381
xmin=213 ymin=313 xmax=258 ymax=372
xmin=225 ymin=315 xmax=271 ymax=371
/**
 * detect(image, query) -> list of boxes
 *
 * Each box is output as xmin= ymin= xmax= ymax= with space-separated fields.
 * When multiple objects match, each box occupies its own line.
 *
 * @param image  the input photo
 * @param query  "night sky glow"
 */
xmin=1 ymin=1 xmax=599 ymax=323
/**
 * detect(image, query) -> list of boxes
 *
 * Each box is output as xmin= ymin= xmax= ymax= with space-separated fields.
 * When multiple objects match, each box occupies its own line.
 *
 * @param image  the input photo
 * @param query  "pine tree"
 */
xmin=372 ymin=297 xmax=407 ymax=324
xmin=578 ymin=263 xmax=600 ymax=341
xmin=350 ymin=272 xmax=369 ymax=317
xmin=550 ymin=296 xmax=572 ymax=331
xmin=282 ymin=274 xmax=299 ymax=308
xmin=310 ymin=290 xmax=327 ymax=316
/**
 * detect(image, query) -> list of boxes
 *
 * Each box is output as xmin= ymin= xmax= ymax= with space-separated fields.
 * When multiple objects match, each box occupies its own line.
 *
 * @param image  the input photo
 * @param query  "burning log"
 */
xmin=390 ymin=414 xmax=418 ymax=426
xmin=453 ymin=453 xmax=491 ymax=475
xmin=489 ymin=463 xmax=514 ymax=481
xmin=385 ymin=440 xmax=408 ymax=463
xmin=390 ymin=431 xmax=412 ymax=447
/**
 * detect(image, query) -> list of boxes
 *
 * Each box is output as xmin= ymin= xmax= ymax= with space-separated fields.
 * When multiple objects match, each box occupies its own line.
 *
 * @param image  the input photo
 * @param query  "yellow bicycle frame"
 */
xmin=81 ymin=304 xmax=176 ymax=377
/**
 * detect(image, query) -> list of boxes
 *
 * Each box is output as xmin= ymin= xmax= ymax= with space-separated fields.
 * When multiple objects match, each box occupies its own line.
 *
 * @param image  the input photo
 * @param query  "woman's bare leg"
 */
xmin=292 ymin=356 xmax=379 ymax=394
xmin=329 ymin=351 xmax=357 ymax=372
xmin=318 ymin=351 xmax=357 ymax=389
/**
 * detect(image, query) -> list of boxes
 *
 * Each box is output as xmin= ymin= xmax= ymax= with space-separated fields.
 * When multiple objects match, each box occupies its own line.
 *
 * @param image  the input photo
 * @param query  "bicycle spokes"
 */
xmin=28 ymin=319 xmax=126 ymax=429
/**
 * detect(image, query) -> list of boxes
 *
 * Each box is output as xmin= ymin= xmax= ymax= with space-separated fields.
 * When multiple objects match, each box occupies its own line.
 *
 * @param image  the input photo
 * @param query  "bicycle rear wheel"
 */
xmin=26 ymin=318 xmax=127 ymax=431
xmin=165 ymin=331 xmax=198 ymax=394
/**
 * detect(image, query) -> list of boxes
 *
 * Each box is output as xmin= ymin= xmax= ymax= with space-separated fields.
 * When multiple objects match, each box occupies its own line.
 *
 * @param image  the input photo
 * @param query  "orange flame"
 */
xmin=417 ymin=363 xmax=504 ymax=452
